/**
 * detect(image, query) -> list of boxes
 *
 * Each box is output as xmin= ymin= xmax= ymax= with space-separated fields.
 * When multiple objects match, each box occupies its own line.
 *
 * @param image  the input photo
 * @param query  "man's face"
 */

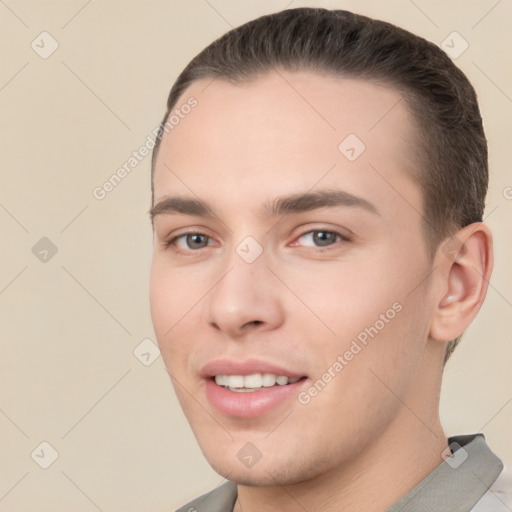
xmin=150 ymin=71 xmax=441 ymax=485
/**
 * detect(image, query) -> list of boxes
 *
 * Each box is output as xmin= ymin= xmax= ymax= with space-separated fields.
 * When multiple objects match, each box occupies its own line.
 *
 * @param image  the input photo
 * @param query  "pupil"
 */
xmin=188 ymin=234 xmax=207 ymax=249
xmin=314 ymin=231 xmax=334 ymax=246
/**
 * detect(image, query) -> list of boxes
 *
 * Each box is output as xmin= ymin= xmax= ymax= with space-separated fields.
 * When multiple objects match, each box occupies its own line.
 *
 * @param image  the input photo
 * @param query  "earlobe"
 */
xmin=430 ymin=223 xmax=493 ymax=342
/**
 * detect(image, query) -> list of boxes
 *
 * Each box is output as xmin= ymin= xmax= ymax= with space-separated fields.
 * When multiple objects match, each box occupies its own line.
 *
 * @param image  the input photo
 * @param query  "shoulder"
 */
xmin=175 ymin=481 xmax=238 ymax=512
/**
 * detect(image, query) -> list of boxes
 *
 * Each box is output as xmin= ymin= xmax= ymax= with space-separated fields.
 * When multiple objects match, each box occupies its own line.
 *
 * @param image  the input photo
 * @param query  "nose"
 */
xmin=206 ymin=247 xmax=285 ymax=338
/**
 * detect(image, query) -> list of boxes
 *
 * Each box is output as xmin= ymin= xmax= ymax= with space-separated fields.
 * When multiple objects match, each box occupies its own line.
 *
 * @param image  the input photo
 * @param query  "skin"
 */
xmin=149 ymin=70 xmax=493 ymax=511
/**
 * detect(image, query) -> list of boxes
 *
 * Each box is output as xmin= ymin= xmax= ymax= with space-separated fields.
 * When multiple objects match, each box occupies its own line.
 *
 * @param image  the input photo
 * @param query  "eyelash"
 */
xmin=163 ymin=228 xmax=351 ymax=255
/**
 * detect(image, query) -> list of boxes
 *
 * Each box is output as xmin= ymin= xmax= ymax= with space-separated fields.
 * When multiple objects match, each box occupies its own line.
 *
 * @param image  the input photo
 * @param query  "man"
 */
xmin=148 ymin=7 xmax=509 ymax=511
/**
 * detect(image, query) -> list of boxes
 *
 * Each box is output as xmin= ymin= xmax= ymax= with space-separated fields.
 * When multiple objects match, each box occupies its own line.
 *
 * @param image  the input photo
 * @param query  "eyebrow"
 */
xmin=149 ymin=189 xmax=379 ymax=221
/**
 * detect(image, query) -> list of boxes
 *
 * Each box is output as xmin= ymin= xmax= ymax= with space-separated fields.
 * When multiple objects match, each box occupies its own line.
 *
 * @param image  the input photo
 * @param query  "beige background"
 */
xmin=0 ymin=0 xmax=511 ymax=510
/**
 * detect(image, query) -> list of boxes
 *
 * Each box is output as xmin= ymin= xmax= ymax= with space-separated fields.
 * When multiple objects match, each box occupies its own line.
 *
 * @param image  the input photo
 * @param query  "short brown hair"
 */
xmin=151 ymin=7 xmax=489 ymax=360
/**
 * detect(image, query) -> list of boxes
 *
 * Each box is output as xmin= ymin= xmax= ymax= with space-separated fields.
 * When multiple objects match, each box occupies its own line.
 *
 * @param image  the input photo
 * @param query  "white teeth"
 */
xmin=228 ymin=375 xmax=244 ymax=388
xmin=262 ymin=373 xmax=276 ymax=387
xmin=214 ymin=375 xmax=228 ymax=386
xmin=214 ymin=373 xmax=301 ymax=390
xmin=244 ymin=373 xmax=263 ymax=388
xmin=228 ymin=387 xmax=256 ymax=393
xmin=276 ymin=375 xmax=288 ymax=386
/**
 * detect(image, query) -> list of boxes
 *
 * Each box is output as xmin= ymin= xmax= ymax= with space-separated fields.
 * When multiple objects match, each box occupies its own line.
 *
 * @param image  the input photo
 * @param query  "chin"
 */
xmin=204 ymin=448 xmax=330 ymax=488
xmin=211 ymin=463 xmax=298 ymax=487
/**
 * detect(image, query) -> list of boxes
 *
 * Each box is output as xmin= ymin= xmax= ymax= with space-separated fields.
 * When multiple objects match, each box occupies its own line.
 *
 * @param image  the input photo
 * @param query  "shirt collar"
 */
xmin=386 ymin=433 xmax=503 ymax=512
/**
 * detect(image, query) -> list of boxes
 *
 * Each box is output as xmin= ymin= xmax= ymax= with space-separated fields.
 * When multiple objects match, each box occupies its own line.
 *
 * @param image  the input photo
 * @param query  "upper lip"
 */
xmin=201 ymin=358 xmax=306 ymax=379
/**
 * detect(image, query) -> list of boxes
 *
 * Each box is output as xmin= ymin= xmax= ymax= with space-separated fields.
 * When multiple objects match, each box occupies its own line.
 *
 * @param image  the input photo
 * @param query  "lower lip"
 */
xmin=204 ymin=378 xmax=306 ymax=418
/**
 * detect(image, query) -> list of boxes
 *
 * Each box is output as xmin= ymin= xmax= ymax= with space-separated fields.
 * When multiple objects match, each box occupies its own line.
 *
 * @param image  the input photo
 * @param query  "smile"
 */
xmin=201 ymin=359 xmax=308 ymax=417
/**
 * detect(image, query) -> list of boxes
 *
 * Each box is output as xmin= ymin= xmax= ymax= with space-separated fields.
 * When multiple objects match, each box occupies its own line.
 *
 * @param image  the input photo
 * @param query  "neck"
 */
xmin=234 ymin=405 xmax=448 ymax=512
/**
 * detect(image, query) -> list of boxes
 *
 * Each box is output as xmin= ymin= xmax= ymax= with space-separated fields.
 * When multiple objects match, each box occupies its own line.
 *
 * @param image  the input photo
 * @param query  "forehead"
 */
xmin=153 ymin=71 xmax=422 ymax=224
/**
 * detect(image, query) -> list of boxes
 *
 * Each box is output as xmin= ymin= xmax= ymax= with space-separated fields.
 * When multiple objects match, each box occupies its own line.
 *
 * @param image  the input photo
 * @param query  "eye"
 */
xmin=292 ymin=229 xmax=350 ymax=249
xmin=165 ymin=231 xmax=215 ymax=251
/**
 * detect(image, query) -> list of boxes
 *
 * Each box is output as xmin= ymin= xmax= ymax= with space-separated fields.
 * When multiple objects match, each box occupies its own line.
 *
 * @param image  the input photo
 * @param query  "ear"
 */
xmin=429 ymin=222 xmax=493 ymax=342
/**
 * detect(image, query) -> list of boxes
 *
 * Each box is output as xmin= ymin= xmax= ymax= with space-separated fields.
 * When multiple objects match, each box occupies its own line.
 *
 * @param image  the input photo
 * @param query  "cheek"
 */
xmin=298 ymin=299 xmax=424 ymax=439
xmin=149 ymin=262 xmax=172 ymax=337
xmin=149 ymin=258 xmax=200 ymax=330
xmin=296 ymin=253 xmax=426 ymax=383
xmin=149 ymin=258 xmax=220 ymax=380
xmin=281 ymin=256 xmax=399 ymax=340
xmin=149 ymin=260 xmax=193 ymax=358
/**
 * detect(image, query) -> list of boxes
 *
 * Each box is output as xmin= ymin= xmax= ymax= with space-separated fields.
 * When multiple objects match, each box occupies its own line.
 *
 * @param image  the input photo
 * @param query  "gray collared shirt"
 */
xmin=176 ymin=433 xmax=509 ymax=512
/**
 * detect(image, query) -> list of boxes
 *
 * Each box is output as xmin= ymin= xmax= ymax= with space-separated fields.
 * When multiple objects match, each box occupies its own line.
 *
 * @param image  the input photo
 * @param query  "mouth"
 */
xmin=201 ymin=360 xmax=308 ymax=418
